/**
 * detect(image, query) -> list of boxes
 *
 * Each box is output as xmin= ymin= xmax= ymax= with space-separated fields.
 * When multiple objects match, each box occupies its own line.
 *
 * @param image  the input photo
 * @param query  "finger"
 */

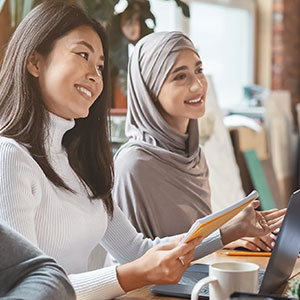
xmin=269 ymin=236 xmax=276 ymax=248
xmin=251 ymin=200 xmax=261 ymax=209
xmin=242 ymin=237 xmax=266 ymax=251
xmin=155 ymin=240 xmax=179 ymax=251
xmin=171 ymin=237 xmax=202 ymax=258
xmin=250 ymin=238 xmax=271 ymax=251
xmin=240 ymin=239 xmax=262 ymax=252
xmin=263 ymin=208 xmax=286 ymax=220
xmin=170 ymin=235 xmax=185 ymax=244
xmin=259 ymin=235 xmax=275 ymax=247
xmin=178 ymin=249 xmax=195 ymax=267
xmin=268 ymin=218 xmax=284 ymax=232
xmin=267 ymin=215 xmax=284 ymax=226
xmin=270 ymin=233 xmax=278 ymax=240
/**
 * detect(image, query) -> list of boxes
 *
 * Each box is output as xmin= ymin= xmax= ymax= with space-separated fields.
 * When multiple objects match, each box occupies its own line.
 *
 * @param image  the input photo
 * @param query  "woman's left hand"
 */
xmin=220 ymin=200 xmax=286 ymax=246
xmin=224 ymin=228 xmax=279 ymax=252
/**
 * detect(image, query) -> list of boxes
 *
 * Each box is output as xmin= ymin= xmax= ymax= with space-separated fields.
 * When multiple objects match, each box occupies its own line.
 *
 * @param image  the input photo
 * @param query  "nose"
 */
xmin=190 ymin=75 xmax=203 ymax=93
xmin=87 ymin=65 xmax=102 ymax=83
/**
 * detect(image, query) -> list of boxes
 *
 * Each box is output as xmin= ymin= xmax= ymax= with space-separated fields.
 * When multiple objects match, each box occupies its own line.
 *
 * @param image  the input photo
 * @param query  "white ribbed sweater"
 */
xmin=0 ymin=113 xmax=223 ymax=299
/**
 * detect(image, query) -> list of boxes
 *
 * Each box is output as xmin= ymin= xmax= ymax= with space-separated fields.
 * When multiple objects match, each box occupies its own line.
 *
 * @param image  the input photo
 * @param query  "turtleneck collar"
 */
xmin=45 ymin=112 xmax=75 ymax=153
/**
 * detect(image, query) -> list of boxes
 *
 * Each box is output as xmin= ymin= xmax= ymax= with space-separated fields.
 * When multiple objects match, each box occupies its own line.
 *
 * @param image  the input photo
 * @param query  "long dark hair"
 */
xmin=0 ymin=1 xmax=114 ymax=216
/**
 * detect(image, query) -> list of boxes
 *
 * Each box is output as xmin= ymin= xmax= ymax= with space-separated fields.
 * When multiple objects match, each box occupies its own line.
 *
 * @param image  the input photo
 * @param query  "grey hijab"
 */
xmin=114 ymin=31 xmax=211 ymax=238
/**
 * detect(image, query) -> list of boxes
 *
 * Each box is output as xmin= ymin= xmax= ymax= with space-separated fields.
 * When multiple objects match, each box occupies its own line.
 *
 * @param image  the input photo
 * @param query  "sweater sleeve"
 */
xmin=0 ymin=141 xmax=125 ymax=300
xmin=101 ymin=204 xmax=223 ymax=264
xmin=0 ymin=141 xmax=41 ymax=244
xmin=69 ymin=224 xmax=224 ymax=300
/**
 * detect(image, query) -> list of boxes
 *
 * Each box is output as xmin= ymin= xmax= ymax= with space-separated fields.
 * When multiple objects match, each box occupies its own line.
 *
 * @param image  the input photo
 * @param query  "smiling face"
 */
xmin=157 ymin=49 xmax=207 ymax=134
xmin=27 ymin=25 xmax=104 ymax=120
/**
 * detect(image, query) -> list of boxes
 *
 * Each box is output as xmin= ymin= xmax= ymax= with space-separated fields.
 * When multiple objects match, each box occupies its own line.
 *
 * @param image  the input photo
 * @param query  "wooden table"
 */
xmin=117 ymin=250 xmax=300 ymax=299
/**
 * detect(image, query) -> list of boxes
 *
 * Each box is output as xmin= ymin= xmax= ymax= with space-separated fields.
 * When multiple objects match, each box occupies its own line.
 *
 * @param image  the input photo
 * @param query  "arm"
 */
xmin=0 ymin=141 xmax=124 ymax=299
xmin=101 ymin=204 xmax=223 ymax=264
xmin=0 ymin=222 xmax=75 ymax=300
xmin=100 ymin=204 xmax=222 ymax=293
xmin=0 ymin=141 xmax=40 ymax=243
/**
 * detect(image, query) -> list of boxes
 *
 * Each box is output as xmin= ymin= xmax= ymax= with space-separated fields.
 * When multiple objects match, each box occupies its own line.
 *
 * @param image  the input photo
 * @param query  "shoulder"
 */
xmin=114 ymin=145 xmax=161 ymax=181
xmin=0 ymin=137 xmax=39 ymax=172
xmin=114 ymin=144 xmax=156 ymax=176
xmin=0 ymin=137 xmax=28 ymax=159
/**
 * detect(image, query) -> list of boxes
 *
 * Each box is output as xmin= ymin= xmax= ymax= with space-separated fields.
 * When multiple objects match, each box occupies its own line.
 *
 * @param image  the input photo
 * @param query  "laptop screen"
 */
xmin=259 ymin=189 xmax=300 ymax=295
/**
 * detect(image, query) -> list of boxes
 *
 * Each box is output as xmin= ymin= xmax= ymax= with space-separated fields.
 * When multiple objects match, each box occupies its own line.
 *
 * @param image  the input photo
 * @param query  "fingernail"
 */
xmin=271 ymin=241 xmax=275 ymax=248
xmin=267 ymin=247 xmax=271 ymax=251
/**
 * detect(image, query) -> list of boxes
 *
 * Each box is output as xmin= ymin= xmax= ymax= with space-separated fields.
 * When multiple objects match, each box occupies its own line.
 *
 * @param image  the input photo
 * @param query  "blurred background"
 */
xmin=1 ymin=0 xmax=300 ymax=211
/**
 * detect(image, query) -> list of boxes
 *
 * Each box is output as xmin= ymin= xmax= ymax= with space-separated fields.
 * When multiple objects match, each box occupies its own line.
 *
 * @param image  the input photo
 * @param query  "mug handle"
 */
xmin=191 ymin=275 xmax=218 ymax=300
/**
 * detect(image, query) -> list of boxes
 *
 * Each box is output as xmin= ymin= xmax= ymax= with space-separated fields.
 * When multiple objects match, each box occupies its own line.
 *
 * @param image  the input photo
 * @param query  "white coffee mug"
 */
xmin=191 ymin=262 xmax=259 ymax=300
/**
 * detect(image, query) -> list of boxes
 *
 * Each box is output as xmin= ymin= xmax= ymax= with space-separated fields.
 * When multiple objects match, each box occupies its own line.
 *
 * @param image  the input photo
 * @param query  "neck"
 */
xmin=157 ymin=105 xmax=189 ymax=134
xmin=46 ymin=112 xmax=75 ymax=153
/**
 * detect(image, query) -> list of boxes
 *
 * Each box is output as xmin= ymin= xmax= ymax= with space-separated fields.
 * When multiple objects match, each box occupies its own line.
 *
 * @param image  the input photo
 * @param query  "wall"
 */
xmin=256 ymin=0 xmax=273 ymax=90
xmin=272 ymin=0 xmax=300 ymax=118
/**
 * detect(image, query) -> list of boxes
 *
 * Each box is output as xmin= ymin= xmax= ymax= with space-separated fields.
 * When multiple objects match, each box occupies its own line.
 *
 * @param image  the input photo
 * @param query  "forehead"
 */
xmin=55 ymin=25 xmax=104 ymax=56
xmin=172 ymin=49 xmax=200 ymax=66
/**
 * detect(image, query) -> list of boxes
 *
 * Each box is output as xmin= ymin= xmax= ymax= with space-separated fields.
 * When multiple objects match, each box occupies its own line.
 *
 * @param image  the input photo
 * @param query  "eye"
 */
xmin=78 ymin=52 xmax=88 ymax=60
xmin=97 ymin=65 xmax=104 ymax=74
xmin=195 ymin=67 xmax=203 ymax=74
xmin=174 ymin=73 xmax=186 ymax=81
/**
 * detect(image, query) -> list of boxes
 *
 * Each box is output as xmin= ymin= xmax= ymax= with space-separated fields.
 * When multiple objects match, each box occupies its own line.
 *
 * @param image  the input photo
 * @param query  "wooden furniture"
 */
xmin=117 ymin=250 xmax=300 ymax=299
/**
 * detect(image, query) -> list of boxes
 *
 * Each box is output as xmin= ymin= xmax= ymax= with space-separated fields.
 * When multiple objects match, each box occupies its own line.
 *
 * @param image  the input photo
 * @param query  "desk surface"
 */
xmin=117 ymin=250 xmax=300 ymax=299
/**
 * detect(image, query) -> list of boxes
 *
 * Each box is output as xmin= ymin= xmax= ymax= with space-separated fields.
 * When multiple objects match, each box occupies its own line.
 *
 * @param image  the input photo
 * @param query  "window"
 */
xmin=149 ymin=0 xmax=256 ymax=110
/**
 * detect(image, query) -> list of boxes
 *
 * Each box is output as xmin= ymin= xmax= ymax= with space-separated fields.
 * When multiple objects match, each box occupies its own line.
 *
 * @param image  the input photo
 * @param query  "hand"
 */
xmin=116 ymin=236 xmax=202 ymax=292
xmin=224 ymin=228 xmax=280 ymax=252
xmin=220 ymin=200 xmax=285 ymax=245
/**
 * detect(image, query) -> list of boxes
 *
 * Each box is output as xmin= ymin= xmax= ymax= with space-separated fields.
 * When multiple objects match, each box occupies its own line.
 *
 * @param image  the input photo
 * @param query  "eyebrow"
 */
xmin=75 ymin=41 xmax=105 ymax=61
xmin=171 ymin=60 xmax=202 ymax=74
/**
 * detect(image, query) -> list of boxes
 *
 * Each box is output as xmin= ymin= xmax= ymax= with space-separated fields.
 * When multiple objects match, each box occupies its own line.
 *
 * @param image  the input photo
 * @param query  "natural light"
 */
xmin=149 ymin=0 xmax=255 ymax=110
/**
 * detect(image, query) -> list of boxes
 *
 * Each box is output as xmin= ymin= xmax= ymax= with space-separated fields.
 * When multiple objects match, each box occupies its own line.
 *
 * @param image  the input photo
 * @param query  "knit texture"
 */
xmin=0 ymin=113 xmax=223 ymax=299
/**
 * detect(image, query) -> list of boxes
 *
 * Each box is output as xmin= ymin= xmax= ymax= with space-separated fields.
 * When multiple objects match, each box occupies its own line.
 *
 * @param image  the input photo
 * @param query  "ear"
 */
xmin=26 ymin=51 xmax=41 ymax=78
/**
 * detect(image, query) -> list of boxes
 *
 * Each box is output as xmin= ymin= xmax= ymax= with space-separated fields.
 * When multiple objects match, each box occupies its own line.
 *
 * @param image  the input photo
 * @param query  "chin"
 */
xmin=73 ymin=109 xmax=90 ymax=119
xmin=191 ymin=111 xmax=205 ymax=120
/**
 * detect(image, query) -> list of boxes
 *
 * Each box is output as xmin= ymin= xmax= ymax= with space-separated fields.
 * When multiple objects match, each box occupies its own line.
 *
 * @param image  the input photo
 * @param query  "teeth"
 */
xmin=186 ymin=97 xmax=203 ymax=104
xmin=76 ymin=86 xmax=92 ymax=97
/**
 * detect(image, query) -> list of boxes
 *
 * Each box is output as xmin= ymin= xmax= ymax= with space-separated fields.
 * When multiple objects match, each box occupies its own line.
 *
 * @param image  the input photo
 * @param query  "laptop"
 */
xmin=150 ymin=189 xmax=300 ymax=299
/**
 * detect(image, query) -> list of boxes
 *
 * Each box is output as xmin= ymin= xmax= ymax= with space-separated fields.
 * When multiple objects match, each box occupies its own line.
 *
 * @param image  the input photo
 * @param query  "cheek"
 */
xmin=159 ymin=83 xmax=183 ymax=104
xmin=202 ymin=77 xmax=208 ymax=93
xmin=38 ymin=68 xmax=72 ymax=109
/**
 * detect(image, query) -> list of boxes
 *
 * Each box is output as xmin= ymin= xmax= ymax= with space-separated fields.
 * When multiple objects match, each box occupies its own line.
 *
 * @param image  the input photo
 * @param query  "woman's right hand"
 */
xmin=116 ymin=236 xmax=202 ymax=292
xmin=220 ymin=201 xmax=285 ymax=246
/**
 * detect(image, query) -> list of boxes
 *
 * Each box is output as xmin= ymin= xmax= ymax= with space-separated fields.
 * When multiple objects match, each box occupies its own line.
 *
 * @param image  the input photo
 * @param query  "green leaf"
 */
xmin=16 ymin=0 xmax=24 ymax=25
xmin=0 ymin=0 xmax=6 ymax=13
xmin=22 ymin=0 xmax=34 ymax=19
xmin=9 ymin=0 xmax=16 ymax=27
xmin=82 ymin=0 xmax=118 ymax=23
xmin=160 ymin=0 xmax=190 ymax=18
xmin=174 ymin=0 xmax=190 ymax=17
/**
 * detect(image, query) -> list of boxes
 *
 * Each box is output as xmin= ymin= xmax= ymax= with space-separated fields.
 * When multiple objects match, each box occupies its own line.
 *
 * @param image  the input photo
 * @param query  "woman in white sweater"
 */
xmin=0 ymin=1 xmax=284 ymax=299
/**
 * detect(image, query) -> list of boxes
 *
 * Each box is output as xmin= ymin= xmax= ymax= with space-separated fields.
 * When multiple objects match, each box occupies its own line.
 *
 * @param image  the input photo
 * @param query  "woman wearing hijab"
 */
xmin=113 ymin=31 xmax=282 ymax=251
